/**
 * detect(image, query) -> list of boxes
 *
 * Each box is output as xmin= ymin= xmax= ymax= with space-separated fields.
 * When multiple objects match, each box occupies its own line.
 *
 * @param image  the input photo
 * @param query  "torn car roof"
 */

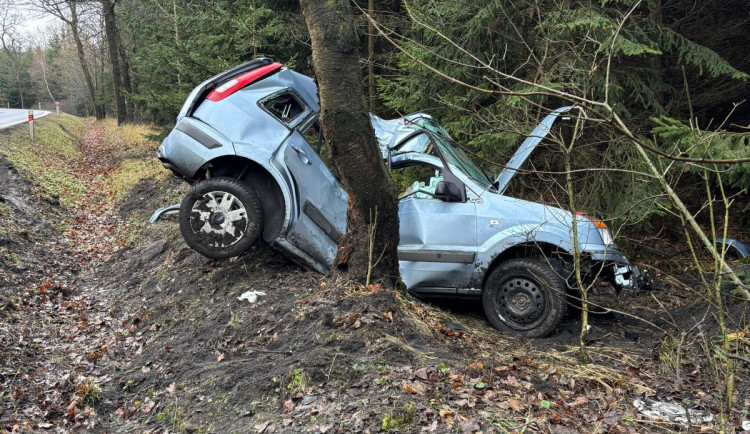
xmin=370 ymin=112 xmax=447 ymax=158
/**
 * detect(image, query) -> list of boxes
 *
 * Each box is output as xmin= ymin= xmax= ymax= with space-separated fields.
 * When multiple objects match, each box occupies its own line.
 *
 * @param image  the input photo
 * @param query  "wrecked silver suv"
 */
xmin=152 ymin=58 xmax=650 ymax=337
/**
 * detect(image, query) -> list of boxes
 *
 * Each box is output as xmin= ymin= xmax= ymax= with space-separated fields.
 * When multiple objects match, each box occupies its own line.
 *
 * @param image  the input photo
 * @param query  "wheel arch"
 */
xmin=481 ymin=242 xmax=573 ymax=290
xmin=196 ymin=155 xmax=290 ymax=243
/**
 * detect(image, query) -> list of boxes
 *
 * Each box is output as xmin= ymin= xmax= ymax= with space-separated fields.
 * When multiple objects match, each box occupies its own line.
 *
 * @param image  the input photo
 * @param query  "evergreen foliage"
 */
xmin=1 ymin=0 xmax=747 ymax=232
xmin=119 ymin=0 xmax=309 ymax=124
xmin=376 ymin=0 xmax=749 ymax=228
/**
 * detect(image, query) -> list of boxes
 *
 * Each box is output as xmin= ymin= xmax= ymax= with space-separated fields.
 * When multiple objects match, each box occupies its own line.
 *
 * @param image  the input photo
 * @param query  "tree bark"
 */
xmin=299 ymin=0 xmax=400 ymax=282
xmin=111 ymin=1 xmax=134 ymax=120
xmin=117 ymin=36 xmax=134 ymax=120
xmin=367 ymin=0 xmax=375 ymax=111
xmin=67 ymin=0 xmax=104 ymax=119
xmin=14 ymin=71 xmax=24 ymax=108
xmin=102 ymin=0 xmax=126 ymax=125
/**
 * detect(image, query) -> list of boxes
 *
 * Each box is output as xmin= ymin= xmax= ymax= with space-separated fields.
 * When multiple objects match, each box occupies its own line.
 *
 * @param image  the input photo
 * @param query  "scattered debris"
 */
xmin=3 ymin=117 xmax=749 ymax=433
xmin=633 ymin=396 xmax=714 ymax=424
xmin=715 ymin=237 xmax=750 ymax=259
xmin=237 ymin=290 xmax=267 ymax=303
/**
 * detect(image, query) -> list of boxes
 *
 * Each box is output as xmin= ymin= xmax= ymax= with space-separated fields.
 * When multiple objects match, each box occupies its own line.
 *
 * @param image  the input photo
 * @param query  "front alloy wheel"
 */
xmin=179 ymin=177 xmax=263 ymax=259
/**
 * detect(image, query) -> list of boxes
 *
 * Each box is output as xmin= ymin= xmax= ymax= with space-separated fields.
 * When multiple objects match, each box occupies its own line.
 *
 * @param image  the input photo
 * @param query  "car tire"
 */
xmin=482 ymin=257 xmax=567 ymax=338
xmin=179 ymin=176 xmax=263 ymax=259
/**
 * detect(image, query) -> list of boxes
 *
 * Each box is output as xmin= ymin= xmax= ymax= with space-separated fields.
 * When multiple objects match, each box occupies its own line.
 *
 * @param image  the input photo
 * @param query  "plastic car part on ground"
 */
xmin=149 ymin=204 xmax=180 ymax=223
xmin=237 ymin=290 xmax=266 ymax=303
xmin=633 ymin=395 xmax=714 ymax=424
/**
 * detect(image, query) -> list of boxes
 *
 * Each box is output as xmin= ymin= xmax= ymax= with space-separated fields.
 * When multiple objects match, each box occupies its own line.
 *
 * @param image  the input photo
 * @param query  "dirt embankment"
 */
xmin=1 ymin=115 xmax=748 ymax=433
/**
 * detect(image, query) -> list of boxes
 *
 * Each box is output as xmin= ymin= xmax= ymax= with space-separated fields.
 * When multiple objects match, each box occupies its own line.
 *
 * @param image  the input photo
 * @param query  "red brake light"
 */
xmin=206 ymin=62 xmax=283 ymax=102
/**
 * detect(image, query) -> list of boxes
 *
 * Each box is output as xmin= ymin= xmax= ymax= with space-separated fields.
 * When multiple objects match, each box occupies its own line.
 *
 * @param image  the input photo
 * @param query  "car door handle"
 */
xmin=291 ymin=145 xmax=311 ymax=165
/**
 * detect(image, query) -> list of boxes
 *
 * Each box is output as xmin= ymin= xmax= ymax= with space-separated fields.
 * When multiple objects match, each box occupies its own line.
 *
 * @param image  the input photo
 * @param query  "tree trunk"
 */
xmin=102 ymin=0 xmax=126 ymax=125
xmin=173 ymin=0 xmax=181 ymax=86
xmin=118 ymin=41 xmax=134 ymax=120
xmin=649 ymin=0 xmax=664 ymax=108
xmin=367 ymin=0 xmax=375 ymax=111
xmin=15 ymin=71 xmax=24 ymax=109
xmin=114 ymin=5 xmax=134 ymax=120
xmin=68 ymin=0 xmax=104 ymax=119
xmin=299 ymin=0 xmax=400 ymax=282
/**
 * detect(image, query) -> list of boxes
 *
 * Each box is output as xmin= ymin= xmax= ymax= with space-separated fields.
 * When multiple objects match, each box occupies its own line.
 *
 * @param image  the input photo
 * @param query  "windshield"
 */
xmin=431 ymin=135 xmax=496 ymax=191
xmin=408 ymin=117 xmax=495 ymax=191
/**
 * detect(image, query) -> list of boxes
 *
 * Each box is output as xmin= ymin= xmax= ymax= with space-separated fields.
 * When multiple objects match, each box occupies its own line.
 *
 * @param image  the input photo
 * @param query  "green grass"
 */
xmin=0 ymin=114 xmax=87 ymax=204
xmin=109 ymin=157 xmax=170 ymax=204
xmin=0 ymin=115 xmax=170 ymax=207
xmin=98 ymin=118 xmax=172 ymax=205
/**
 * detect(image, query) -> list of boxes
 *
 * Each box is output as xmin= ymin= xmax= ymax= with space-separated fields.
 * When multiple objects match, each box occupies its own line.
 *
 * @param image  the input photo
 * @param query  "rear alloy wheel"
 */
xmin=482 ymin=258 xmax=567 ymax=338
xmin=179 ymin=176 xmax=263 ymax=259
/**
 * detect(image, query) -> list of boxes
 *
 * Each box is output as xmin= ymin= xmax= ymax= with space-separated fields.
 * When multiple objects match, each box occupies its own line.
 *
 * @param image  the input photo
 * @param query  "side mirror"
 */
xmin=434 ymin=181 xmax=462 ymax=202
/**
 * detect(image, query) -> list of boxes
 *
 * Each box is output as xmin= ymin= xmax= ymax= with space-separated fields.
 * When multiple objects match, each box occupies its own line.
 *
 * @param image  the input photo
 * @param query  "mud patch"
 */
xmin=0 ymin=157 xmax=55 ymax=226
xmin=117 ymin=175 xmax=184 ymax=222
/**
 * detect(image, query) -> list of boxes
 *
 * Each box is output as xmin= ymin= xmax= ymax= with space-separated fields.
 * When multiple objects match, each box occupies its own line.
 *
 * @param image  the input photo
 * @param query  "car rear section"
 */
xmin=157 ymin=58 xmax=286 ymax=181
xmin=156 ymin=58 xmax=347 ymax=274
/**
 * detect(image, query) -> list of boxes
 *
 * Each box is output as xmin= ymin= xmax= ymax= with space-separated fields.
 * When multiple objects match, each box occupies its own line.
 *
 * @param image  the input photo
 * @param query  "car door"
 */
xmin=393 ymin=156 xmax=477 ymax=293
xmin=282 ymin=129 xmax=348 ymax=270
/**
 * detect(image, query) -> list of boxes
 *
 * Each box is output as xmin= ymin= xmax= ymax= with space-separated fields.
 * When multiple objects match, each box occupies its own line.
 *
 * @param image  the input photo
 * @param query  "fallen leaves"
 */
xmin=140 ymin=398 xmax=155 ymax=414
xmin=332 ymin=312 xmax=361 ymax=328
xmin=165 ymin=383 xmax=176 ymax=395
xmin=0 ymin=118 xmax=735 ymax=434
xmin=401 ymin=380 xmax=427 ymax=395
xmin=568 ymin=395 xmax=588 ymax=408
xmin=507 ymin=398 xmax=525 ymax=412
xmin=438 ymin=407 xmax=455 ymax=425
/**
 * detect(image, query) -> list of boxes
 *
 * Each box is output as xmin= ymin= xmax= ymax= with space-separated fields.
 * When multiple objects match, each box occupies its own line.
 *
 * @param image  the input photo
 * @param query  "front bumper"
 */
xmin=612 ymin=263 xmax=652 ymax=294
xmin=585 ymin=247 xmax=652 ymax=293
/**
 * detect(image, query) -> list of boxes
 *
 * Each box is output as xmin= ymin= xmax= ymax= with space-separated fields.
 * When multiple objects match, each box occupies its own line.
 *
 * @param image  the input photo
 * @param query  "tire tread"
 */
xmin=481 ymin=257 xmax=567 ymax=338
xmin=179 ymin=176 xmax=263 ymax=259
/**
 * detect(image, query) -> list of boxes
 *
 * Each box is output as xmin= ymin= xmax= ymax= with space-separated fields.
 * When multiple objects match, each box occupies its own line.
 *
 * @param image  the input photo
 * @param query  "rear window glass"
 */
xmin=263 ymin=93 xmax=306 ymax=123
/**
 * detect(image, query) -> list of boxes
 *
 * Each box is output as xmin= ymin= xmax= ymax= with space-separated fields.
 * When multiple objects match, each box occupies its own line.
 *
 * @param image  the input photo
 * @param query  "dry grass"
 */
xmin=0 ymin=114 xmax=88 ymax=204
xmin=97 ymin=119 xmax=171 ymax=204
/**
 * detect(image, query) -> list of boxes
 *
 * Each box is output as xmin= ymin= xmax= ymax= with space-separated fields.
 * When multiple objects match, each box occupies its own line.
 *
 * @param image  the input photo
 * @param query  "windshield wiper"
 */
xmin=482 ymin=168 xmax=495 ymax=189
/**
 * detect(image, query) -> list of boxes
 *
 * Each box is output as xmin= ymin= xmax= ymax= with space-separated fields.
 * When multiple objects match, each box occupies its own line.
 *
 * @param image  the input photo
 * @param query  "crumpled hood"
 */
xmin=495 ymin=106 xmax=577 ymax=193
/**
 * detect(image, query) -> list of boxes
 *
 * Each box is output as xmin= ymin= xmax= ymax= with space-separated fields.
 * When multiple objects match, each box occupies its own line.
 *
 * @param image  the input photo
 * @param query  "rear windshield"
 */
xmin=263 ymin=93 xmax=306 ymax=123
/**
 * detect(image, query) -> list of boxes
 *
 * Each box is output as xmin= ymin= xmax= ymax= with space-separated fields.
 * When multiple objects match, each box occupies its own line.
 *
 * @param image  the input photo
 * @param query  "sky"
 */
xmin=9 ymin=4 xmax=59 ymax=45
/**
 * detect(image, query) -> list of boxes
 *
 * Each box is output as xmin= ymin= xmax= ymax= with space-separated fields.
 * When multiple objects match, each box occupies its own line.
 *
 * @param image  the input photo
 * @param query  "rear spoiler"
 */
xmin=181 ymin=57 xmax=276 ymax=119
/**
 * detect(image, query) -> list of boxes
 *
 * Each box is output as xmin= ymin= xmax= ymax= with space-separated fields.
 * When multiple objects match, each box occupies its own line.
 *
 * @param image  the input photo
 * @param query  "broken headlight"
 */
xmin=577 ymin=211 xmax=613 ymax=246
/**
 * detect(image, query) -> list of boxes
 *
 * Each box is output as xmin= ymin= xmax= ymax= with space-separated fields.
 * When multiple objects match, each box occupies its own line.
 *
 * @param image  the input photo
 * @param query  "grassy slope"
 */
xmin=0 ymin=114 xmax=176 ymax=208
xmin=0 ymin=114 xmax=87 ymax=205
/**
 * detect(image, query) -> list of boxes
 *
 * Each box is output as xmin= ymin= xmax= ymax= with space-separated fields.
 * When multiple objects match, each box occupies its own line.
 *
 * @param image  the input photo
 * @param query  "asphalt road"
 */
xmin=0 ymin=108 xmax=51 ymax=131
